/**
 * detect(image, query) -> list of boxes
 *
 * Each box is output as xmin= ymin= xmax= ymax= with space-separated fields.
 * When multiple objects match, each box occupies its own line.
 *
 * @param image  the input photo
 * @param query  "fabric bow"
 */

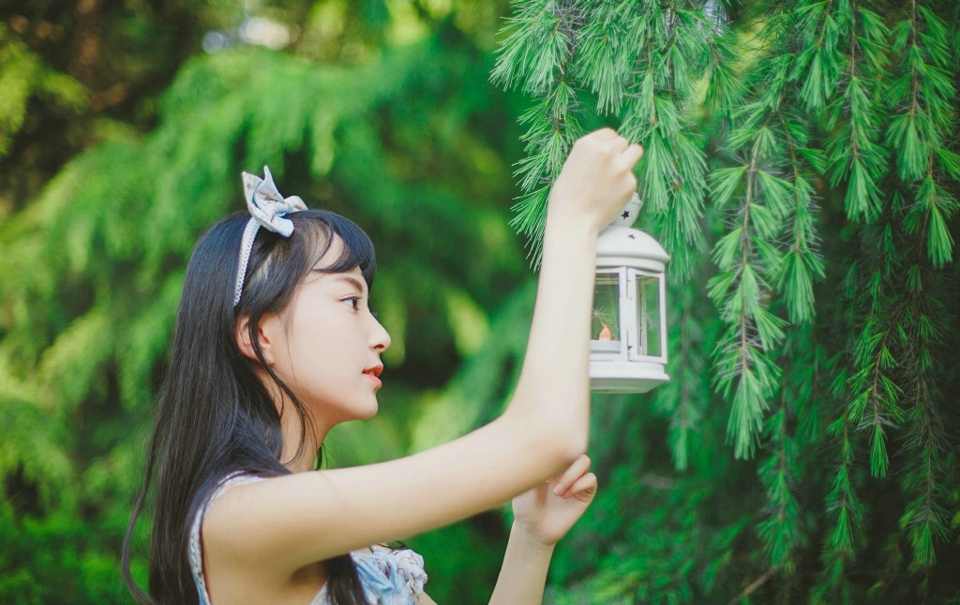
xmin=353 ymin=549 xmax=428 ymax=605
xmin=242 ymin=166 xmax=307 ymax=236
xmin=233 ymin=166 xmax=308 ymax=306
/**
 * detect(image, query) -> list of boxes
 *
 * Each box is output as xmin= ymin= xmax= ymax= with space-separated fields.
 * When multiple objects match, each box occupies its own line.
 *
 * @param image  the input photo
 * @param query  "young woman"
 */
xmin=122 ymin=128 xmax=644 ymax=605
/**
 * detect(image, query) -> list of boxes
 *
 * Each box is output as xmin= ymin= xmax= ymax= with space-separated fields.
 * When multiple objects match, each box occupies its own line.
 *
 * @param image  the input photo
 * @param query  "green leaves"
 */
xmin=0 ymin=25 xmax=86 ymax=159
xmin=492 ymin=0 xmax=584 ymax=266
xmin=574 ymin=2 xmax=637 ymax=114
xmin=491 ymin=0 xmax=569 ymax=94
xmin=496 ymin=0 xmax=715 ymax=277
xmin=497 ymin=0 xmax=960 ymax=602
xmin=0 ymin=11 xmax=530 ymax=601
xmin=709 ymin=166 xmax=748 ymax=208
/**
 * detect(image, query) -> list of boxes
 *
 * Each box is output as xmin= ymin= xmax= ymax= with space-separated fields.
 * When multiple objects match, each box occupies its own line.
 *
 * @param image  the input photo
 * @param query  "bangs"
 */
xmin=294 ymin=210 xmax=377 ymax=287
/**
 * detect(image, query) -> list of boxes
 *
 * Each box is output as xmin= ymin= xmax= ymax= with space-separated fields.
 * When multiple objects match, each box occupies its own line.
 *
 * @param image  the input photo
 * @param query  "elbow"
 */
xmin=530 ymin=423 xmax=588 ymax=473
xmin=503 ymin=382 xmax=590 ymax=471
xmin=553 ymin=428 xmax=589 ymax=466
xmin=497 ymin=407 xmax=588 ymax=474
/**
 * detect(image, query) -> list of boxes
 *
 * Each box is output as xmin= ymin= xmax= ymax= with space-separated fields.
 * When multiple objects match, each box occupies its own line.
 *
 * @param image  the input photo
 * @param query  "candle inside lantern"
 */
xmin=598 ymin=324 xmax=612 ymax=341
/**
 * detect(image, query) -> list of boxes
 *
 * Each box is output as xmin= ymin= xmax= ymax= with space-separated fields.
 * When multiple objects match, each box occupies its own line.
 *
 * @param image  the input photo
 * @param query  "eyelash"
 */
xmin=343 ymin=296 xmax=377 ymax=318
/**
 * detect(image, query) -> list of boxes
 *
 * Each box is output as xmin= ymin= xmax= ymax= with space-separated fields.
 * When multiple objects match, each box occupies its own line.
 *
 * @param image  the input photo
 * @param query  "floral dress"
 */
xmin=189 ymin=474 xmax=428 ymax=605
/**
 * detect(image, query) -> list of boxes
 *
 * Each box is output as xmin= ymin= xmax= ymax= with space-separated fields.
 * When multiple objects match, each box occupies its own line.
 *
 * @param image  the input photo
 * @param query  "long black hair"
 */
xmin=122 ymin=209 xmax=377 ymax=605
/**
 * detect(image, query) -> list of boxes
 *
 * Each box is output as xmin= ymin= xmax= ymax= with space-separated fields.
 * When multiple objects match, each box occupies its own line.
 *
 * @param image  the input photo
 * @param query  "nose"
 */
xmin=370 ymin=313 xmax=391 ymax=352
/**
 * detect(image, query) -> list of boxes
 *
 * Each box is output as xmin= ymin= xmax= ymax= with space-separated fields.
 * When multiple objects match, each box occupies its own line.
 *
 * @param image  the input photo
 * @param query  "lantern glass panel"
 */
xmin=637 ymin=275 xmax=661 ymax=358
xmin=591 ymin=273 xmax=621 ymax=353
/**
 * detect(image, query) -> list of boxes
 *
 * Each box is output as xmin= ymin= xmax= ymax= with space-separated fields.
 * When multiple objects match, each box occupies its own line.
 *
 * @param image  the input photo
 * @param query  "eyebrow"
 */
xmin=332 ymin=274 xmax=367 ymax=295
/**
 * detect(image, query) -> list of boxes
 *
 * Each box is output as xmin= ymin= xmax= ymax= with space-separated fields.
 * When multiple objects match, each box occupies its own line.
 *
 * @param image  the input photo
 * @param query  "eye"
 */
xmin=343 ymin=296 xmax=362 ymax=311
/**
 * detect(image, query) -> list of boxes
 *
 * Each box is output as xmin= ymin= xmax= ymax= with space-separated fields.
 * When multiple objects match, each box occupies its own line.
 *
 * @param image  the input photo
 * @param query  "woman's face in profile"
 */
xmin=260 ymin=236 xmax=391 ymax=427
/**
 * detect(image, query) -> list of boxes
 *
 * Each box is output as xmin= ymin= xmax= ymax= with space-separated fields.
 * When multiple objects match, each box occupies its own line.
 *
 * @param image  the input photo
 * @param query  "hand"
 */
xmin=548 ymin=129 xmax=644 ymax=233
xmin=511 ymin=454 xmax=598 ymax=547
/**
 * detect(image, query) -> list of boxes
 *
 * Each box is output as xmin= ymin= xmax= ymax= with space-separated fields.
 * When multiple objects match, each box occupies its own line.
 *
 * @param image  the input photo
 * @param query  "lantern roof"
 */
xmin=596 ymin=225 xmax=670 ymax=272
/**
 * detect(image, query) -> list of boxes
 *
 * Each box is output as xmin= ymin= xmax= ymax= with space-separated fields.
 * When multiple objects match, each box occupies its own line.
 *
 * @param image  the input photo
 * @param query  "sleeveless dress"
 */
xmin=188 ymin=474 xmax=428 ymax=605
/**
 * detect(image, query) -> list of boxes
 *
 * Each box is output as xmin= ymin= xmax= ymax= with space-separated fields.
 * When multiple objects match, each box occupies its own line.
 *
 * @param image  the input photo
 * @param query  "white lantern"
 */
xmin=589 ymin=194 xmax=670 ymax=393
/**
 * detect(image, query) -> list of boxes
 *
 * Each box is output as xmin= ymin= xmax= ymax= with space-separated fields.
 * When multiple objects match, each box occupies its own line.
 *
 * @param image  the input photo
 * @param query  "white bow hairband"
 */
xmin=233 ymin=166 xmax=307 ymax=306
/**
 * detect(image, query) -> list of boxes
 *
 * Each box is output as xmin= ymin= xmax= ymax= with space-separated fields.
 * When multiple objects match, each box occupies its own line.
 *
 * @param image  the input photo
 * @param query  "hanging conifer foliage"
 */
xmin=493 ymin=0 xmax=959 ymax=602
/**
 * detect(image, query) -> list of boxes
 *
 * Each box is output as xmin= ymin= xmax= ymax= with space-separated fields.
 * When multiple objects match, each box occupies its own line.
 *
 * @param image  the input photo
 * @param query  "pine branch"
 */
xmin=896 ymin=220 xmax=951 ymax=571
xmin=847 ymin=306 xmax=904 ymax=478
xmin=843 ymin=204 xmax=909 ymax=482
xmin=777 ymin=116 xmax=825 ymax=323
xmin=726 ymin=567 xmax=775 ymax=605
xmin=814 ymin=406 xmax=866 ymax=605
xmin=757 ymin=404 xmax=803 ymax=570
xmin=709 ymin=122 xmax=789 ymax=458
xmin=495 ymin=1 xmax=721 ymax=273
xmin=709 ymin=28 xmax=808 ymax=457
xmin=886 ymin=0 xmax=958 ymax=267
xmin=821 ymin=0 xmax=889 ymax=221
xmin=881 ymin=0 xmax=958 ymax=571
xmin=756 ymin=323 xmax=820 ymax=578
xmin=492 ymin=1 xmax=960 ymax=601
xmin=492 ymin=0 xmax=584 ymax=268
xmin=653 ymin=277 xmax=712 ymax=471
xmin=620 ymin=0 xmax=718 ymax=281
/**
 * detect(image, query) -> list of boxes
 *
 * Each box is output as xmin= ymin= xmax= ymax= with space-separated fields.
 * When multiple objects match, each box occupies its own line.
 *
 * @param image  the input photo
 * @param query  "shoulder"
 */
xmin=200 ymin=471 xmax=269 ymax=526
xmin=196 ymin=473 xmax=276 ymax=567
xmin=190 ymin=473 xmax=274 ymax=599
xmin=198 ymin=473 xmax=268 ymax=523
xmin=193 ymin=472 xmax=267 ymax=532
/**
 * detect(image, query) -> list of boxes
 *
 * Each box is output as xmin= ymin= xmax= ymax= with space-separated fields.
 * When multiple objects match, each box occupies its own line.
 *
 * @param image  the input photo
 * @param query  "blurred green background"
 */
xmin=1 ymin=1 xmax=959 ymax=604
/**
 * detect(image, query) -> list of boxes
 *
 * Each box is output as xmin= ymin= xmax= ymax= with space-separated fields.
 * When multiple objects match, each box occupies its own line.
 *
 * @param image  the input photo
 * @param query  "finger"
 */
xmin=561 ymin=472 xmax=598 ymax=500
xmin=620 ymin=143 xmax=644 ymax=168
xmin=588 ymin=127 xmax=619 ymax=141
xmin=609 ymin=135 xmax=629 ymax=154
xmin=552 ymin=454 xmax=591 ymax=495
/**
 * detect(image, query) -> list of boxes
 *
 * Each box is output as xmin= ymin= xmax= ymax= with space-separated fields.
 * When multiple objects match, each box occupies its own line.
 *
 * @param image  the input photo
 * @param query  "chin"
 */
xmin=358 ymin=400 xmax=380 ymax=420
xmin=310 ymin=394 xmax=379 ymax=425
xmin=348 ymin=396 xmax=379 ymax=421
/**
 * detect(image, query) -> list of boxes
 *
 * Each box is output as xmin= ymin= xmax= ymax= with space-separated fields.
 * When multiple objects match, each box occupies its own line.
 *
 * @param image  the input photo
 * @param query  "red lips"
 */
xmin=363 ymin=365 xmax=383 ymax=389
xmin=363 ymin=364 xmax=383 ymax=378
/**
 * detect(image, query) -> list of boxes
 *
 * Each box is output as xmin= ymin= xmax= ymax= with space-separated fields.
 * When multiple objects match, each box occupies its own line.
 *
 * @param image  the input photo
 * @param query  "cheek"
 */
xmin=286 ymin=317 xmax=356 ymax=383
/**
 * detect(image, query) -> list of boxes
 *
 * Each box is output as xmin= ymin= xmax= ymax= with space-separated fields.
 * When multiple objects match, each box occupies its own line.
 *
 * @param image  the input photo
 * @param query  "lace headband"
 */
xmin=233 ymin=166 xmax=307 ymax=306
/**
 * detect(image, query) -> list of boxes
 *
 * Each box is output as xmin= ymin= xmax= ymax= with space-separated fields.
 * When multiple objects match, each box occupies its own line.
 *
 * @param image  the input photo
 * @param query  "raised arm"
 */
xmin=204 ymin=129 xmax=643 ymax=578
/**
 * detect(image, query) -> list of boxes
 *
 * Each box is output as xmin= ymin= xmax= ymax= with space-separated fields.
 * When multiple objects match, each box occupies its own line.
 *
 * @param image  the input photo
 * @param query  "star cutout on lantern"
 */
xmin=621 ymin=210 xmax=630 ymax=219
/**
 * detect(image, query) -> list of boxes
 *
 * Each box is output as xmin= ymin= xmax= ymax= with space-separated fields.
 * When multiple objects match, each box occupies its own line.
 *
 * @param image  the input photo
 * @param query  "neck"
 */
xmin=278 ymin=400 xmax=330 ymax=473
xmin=253 ymin=367 xmax=331 ymax=473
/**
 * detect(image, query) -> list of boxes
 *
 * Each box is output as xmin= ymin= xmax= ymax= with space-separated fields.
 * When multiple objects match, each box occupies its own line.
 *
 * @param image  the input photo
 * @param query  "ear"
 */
xmin=235 ymin=314 xmax=277 ymax=366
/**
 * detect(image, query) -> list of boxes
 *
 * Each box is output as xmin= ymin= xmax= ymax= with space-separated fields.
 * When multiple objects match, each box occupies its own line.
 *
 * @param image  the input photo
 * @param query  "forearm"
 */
xmin=504 ymin=205 xmax=598 ymax=456
xmin=488 ymin=524 xmax=556 ymax=605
